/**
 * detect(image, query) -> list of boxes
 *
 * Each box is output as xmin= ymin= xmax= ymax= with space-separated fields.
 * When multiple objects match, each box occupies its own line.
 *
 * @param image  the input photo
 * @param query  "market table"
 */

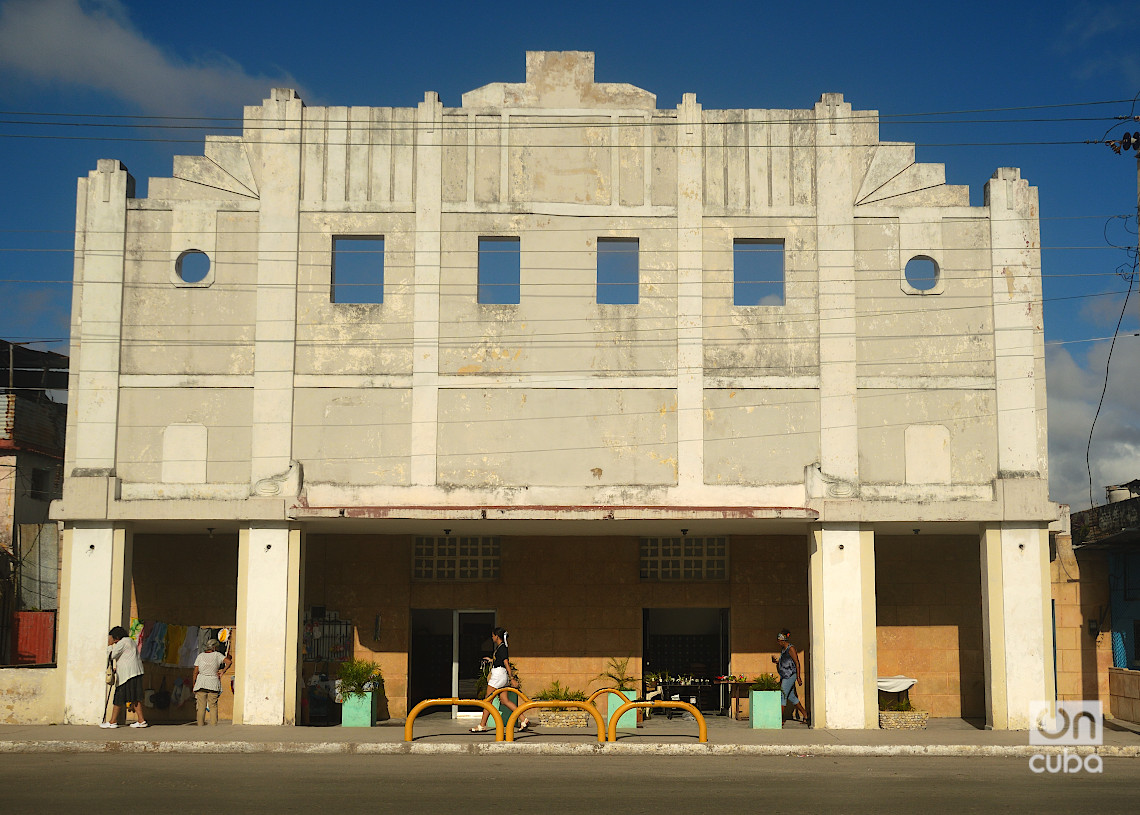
xmin=715 ymin=680 xmax=753 ymax=720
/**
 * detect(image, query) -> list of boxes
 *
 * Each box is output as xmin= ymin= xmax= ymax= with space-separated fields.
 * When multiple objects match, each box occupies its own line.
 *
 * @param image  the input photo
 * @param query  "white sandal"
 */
xmin=469 ymin=724 xmax=488 ymax=732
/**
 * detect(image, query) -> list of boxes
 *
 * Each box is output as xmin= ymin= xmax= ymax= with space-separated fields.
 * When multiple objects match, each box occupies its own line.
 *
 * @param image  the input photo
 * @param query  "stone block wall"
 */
xmin=1050 ymin=534 xmax=1112 ymax=706
xmin=304 ymin=533 xmax=810 ymax=718
xmin=875 ymin=535 xmax=985 ymax=718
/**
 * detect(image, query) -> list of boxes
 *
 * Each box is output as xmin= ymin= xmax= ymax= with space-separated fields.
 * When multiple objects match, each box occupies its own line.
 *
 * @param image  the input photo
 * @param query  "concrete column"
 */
xmin=675 ymin=92 xmax=704 ymax=491
xmin=234 ymin=524 xmax=305 ymax=725
xmin=986 ymin=168 xmax=1044 ymax=477
xmin=980 ymin=523 xmax=1054 ymax=729
xmin=808 ymin=524 xmax=878 ymax=728
xmin=411 ymin=92 xmax=443 ymax=485
xmin=250 ymin=90 xmax=303 ymax=487
xmin=814 ymin=95 xmax=859 ymax=484
xmin=60 ymin=523 xmax=132 ymax=724
xmin=73 ymin=160 xmax=133 ymax=472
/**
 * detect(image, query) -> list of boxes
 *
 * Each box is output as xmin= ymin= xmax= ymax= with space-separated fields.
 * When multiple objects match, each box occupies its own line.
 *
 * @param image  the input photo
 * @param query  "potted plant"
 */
xmin=749 ymin=673 xmax=782 ymax=729
xmin=336 ymin=658 xmax=383 ymax=727
xmin=594 ymin=656 xmax=640 ymax=730
xmin=532 ymin=681 xmax=590 ymax=727
xmin=878 ymin=697 xmax=929 ymax=730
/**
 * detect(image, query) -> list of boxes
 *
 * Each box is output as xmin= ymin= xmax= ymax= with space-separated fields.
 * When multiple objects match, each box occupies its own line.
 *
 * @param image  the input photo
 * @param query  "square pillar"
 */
xmin=235 ymin=523 xmax=304 ymax=725
xmin=808 ymin=524 xmax=878 ymax=728
xmin=60 ymin=523 xmax=132 ymax=724
xmin=980 ymin=523 xmax=1054 ymax=729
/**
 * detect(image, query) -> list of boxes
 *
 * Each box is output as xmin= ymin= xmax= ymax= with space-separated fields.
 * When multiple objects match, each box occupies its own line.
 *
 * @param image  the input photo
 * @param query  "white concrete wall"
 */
xmin=980 ymin=524 xmax=1054 ymax=729
xmin=809 ymin=525 xmax=877 ymax=728
xmin=235 ymin=524 xmax=303 ymax=725
xmin=60 ymin=524 xmax=131 ymax=724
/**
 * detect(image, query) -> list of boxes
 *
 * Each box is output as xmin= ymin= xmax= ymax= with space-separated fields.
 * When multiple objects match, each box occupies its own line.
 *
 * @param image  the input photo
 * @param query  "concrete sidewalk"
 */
xmin=3 ymin=714 xmax=1139 ymax=756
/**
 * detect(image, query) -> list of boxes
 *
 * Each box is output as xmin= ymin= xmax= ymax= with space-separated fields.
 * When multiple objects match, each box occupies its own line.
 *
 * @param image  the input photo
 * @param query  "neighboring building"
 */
xmin=0 ymin=341 xmax=66 ymax=670
xmin=1069 ymin=484 xmax=1140 ymax=723
xmin=30 ymin=52 xmax=1056 ymax=728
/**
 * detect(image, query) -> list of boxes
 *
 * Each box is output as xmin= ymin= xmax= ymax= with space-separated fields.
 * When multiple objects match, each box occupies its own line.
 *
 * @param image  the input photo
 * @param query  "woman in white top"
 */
xmin=103 ymin=626 xmax=147 ymax=728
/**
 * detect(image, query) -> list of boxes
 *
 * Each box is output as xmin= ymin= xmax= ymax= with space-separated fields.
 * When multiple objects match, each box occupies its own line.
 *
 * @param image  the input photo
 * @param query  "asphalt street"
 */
xmin=1 ymin=754 xmax=1135 ymax=814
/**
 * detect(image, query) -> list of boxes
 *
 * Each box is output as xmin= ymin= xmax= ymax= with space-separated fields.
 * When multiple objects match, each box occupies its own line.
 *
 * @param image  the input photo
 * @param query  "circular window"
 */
xmin=904 ymin=256 xmax=939 ymax=292
xmin=176 ymin=250 xmax=211 ymax=284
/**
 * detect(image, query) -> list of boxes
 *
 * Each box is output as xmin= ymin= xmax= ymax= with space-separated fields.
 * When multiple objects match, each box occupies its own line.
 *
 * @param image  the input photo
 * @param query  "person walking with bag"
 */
xmin=192 ymin=638 xmax=232 ymax=726
xmin=102 ymin=626 xmax=147 ymax=728
xmin=470 ymin=627 xmax=529 ymax=733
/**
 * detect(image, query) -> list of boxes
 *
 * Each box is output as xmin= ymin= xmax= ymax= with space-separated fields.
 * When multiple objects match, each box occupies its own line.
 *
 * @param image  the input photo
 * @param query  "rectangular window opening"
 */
xmin=733 ymin=239 xmax=784 ymax=306
xmin=414 ymin=536 xmax=501 ymax=581
xmin=332 ymin=236 xmax=384 ymax=304
xmin=597 ymin=238 xmax=639 ymax=305
xmin=478 ymin=237 xmax=520 ymax=304
xmin=639 ymin=537 xmax=728 ymax=581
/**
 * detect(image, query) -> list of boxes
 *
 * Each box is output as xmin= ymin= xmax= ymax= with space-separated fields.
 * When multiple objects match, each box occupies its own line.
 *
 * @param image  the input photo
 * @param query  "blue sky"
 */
xmin=0 ymin=0 xmax=1137 ymax=510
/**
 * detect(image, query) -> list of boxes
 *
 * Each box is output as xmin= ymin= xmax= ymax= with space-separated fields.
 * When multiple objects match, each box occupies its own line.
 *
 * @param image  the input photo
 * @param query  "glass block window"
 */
xmin=414 ymin=536 xmax=500 ymax=580
xmin=640 ymin=537 xmax=728 ymax=581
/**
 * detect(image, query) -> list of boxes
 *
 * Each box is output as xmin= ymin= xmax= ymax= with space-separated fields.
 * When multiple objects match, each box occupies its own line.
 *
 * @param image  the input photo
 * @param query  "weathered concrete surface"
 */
xmin=46 ymin=51 xmax=1058 ymax=733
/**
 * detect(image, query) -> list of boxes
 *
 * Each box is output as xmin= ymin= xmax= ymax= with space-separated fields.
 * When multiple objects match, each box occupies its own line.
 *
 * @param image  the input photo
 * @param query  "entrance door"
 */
xmin=409 ymin=609 xmax=495 ymax=717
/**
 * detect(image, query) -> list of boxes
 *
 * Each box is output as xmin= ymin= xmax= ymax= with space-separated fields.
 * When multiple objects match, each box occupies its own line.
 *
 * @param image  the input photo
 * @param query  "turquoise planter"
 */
xmin=750 ymin=690 xmax=782 ymax=729
xmin=614 ymin=705 xmax=638 ymax=730
xmin=494 ymin=689 xmax=521 ymax=721
xmin=341 ymin=692 xmax=378 ymax=727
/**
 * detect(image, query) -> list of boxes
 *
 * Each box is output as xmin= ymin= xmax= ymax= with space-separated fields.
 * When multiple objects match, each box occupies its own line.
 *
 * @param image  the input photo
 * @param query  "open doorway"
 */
xmin=408 ymin=609 xmax=495 ymax=717
xmin=643 ymin=608 xmax=729 ymax=711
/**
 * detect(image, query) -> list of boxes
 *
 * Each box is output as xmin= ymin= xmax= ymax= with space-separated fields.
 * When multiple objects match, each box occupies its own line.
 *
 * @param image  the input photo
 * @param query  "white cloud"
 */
xmin=1047 ymin=340 xmax=1140 ymax=511
xmin=0 ymin=0 xmax=300 ymax=114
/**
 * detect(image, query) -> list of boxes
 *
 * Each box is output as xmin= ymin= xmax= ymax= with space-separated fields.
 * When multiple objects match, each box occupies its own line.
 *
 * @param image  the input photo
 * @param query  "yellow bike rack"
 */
xmin=504 ymin=701 xmax=607 ymax=743
xmin=586 ymin=687 xmax=631 ymax=729
xmin=488 ymin=686 xmax=531 ymax=706
xmin=607 ymin=700 xmax=707 ymax=742
xmin=404 ymin=698 xmax=505 ymax=742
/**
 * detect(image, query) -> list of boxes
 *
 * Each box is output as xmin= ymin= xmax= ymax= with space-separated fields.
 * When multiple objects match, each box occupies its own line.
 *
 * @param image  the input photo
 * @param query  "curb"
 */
xmin=1 ymin=740 xmax=1138 ymax=757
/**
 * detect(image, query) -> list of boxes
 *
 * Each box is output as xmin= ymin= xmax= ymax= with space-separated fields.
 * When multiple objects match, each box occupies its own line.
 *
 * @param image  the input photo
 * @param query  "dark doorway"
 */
xmin=408 ymin=609 xmax=495 ymax=716
xmin=643 ymin=608 xmax=729 ymax=710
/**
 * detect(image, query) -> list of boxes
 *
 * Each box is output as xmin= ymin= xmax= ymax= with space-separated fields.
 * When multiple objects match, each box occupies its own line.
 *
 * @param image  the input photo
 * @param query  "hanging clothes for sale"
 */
xmin=142 ymin=621 xmax=168 ymax=662
xmin=163 ymin=624 xmax=187 ymax=667
xmin=179 ymin=625 xmax=200 ymax=667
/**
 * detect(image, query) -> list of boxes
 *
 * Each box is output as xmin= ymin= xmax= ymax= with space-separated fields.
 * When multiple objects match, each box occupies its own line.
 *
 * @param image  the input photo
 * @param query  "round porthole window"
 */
xmin=176 ymin=249 xmax=211 ymax=284
xmin=904 ymin=256 xmax=939 ymax=292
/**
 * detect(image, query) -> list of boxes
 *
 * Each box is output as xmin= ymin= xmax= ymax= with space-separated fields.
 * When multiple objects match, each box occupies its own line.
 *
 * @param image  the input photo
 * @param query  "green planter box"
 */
xmin=750 ymin=690 xmax=782 ymax=729
xmin=494 ymin=690 xmax=521 ymax=723
xmin=341 ymin=692 xmax=378 ymax=727
xmin=614 ymin=705 xmax=638 ymax=730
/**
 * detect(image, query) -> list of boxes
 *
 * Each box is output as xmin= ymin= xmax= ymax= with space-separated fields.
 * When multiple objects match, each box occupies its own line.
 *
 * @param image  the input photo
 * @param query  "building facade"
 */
xmin=0 ymin=343 xmax=66 ymax=670
xmin=42 ymin=52 xmax=1055 ymax=728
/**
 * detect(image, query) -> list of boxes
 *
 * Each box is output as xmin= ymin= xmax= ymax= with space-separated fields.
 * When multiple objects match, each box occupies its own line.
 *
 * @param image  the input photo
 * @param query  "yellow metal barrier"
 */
xmin=586 ymin=688 xmax=631 ymax=729
xmin=404 ymin=698 xmax=504 ymax=742
xmin=504 ymin=701 xmax=607 ymax=743
xmin=607 ymin=700 xmax=707 ymax=742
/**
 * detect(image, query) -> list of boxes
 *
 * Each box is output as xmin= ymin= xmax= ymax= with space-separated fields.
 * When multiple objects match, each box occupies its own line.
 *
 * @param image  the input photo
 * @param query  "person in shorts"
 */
xmin=470 ymin=627 xmax=529 ymax=733
xmin=103 ymin=625 xmax=147 ymax=728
